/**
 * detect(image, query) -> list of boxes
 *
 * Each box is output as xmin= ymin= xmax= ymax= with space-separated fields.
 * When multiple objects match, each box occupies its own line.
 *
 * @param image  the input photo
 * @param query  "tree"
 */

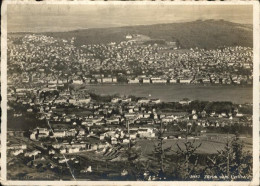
xmin=122 ymin=140 xmax=143 ymax=180
xmin=175 ymin=139 xmax=201 ymax=180
xmin=152 ymin=122 xmax=172 ymax=180
xmin=205 ymin=134 xmax=252 ymax=181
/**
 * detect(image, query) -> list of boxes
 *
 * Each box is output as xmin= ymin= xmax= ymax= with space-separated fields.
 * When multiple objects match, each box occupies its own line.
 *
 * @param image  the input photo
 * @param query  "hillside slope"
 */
xmin=10 ymin=20 xmax=253 ymax=49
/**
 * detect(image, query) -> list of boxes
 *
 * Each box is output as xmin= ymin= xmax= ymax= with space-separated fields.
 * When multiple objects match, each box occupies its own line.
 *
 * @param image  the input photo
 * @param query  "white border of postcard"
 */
xmin=1 ymin=0 xmax=259 ymax=185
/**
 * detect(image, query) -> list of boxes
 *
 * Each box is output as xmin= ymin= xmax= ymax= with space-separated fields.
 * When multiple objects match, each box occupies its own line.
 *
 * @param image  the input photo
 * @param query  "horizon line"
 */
xmin=7 ymin=19 xmax=252 ymax=34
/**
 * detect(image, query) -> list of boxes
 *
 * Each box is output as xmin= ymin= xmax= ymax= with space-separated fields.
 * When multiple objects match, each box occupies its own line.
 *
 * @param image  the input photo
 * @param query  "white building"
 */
xmin=102 ymin=77 xmax=113 ymax=83
xmin=151 ymin=78 xmax=167 ymax=84
xmin=143 ymin=78 xmax=150 ymax=83
xmin=169 ymin=79 xmax=177 ymax=83
xmin=138 ymin=98 xmax=150 ymax=104
xmin=128 ymin=78 xmax=139 ymax=84
xmin=179 ymin=79 xmax=191 ymax=84
xmin=53 ymin=130 xmax=66 ymax=138
xmin=138 ymin=128 xmax=155 ymax=138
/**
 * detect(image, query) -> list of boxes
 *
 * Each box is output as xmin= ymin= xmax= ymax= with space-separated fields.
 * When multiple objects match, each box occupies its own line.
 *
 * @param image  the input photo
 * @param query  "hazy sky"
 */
xmin=7 ymin=4 xmax=253 ymax=33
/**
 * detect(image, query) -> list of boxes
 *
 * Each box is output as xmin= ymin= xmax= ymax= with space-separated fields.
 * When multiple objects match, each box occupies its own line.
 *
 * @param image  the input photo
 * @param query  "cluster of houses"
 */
xmin=8 ymin=83 xmax=250 ymax=131
xmin=7 ymin=86 xmax=252 ymax=179
xmin=8 ymin=84 xmax=251 ymax=159
xmin=7 ymin=34 xmax=253 ymax=88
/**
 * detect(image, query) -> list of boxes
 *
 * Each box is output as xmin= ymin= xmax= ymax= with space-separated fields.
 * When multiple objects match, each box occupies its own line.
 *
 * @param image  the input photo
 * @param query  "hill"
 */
xmin=9 ymin=20 xmax=253 ymax=49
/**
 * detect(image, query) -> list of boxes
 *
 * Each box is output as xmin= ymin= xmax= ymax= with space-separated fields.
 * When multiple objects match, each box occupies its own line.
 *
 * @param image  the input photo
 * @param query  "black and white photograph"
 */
xmin=1 ymin=1 xmax=259 ymax=185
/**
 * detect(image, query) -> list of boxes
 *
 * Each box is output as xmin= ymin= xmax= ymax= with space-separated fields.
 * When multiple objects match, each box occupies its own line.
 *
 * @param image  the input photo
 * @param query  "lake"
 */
xmin=84 ymin=84 xmax=252 ymax=104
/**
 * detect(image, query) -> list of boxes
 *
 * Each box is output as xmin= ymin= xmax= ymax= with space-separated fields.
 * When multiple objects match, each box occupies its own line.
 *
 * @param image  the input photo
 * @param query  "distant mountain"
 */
xmin=10 ymin=20 xmax=253 ymax=49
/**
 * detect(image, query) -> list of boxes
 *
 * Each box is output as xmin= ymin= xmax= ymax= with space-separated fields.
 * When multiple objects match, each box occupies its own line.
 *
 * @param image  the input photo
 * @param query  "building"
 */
xmin=169 ymin=79 xmax=177 ymax=83
xmin=150 ymin=99 xmax=161 ymax=104
xmin=137 ymin=128 xmax=155 ymax=138
xmin=102 ymin=77 xmax=113 ymax=83
xmin=111 ymin=98 xmax=120 ymax=103
xmin=53 ymin=130 xmax=66 ymax=138
xmin=138 ymin=98 xmax=150 ymax=104
xmin=78 ymin=97 xmax=91 ymax=104
xmin=142 ymin=78 xmax=150 ymax=83
xmin=8 ymin=144 xmax=27 ymax=150
xmin=73 ymin=79 xmax=84 ymax=84
xmin=126 ymin=35 xmax=133 ymax=39
xmin=128 ymin=78 xmax=139 ymax=84
xmin=151 ymin=78 xmax=167 ymax=84
xmin=179 ymin=99 xmax=191 ymax=105
xmin=179 ymin=79 xmax=191 ymax=84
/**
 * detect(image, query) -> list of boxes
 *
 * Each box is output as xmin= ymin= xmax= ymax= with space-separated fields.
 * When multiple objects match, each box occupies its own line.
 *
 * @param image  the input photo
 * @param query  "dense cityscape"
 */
xmin=8 ymin=34 xmax=252 ymax=86
xmin=7 ymin=32 xmax=253 ymax=181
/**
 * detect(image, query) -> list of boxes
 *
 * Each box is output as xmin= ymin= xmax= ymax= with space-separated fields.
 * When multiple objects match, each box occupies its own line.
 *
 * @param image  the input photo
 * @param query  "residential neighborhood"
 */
xmin=7 ymin=34 xmax=253 ymax=88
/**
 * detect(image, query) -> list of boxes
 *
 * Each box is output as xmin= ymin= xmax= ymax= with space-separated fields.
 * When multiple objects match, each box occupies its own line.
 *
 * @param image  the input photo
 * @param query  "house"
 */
xmin=71 ymin=143 xmax=87 ymax=149
xmin=78 ymin=97 xmax=91 ymax=104
xmin=236 ymin=113 xmax=244 ymax=117
xmin=221 ymin=112 xmax=227 ymax=117
xmin=25 ymin=150 xmax=41 ymax=157
xmin=68 ymin=147 xmax=80 ymax=153
xmin=137 ymin=128 xmax=155 ymax=138
xmin=59 ymin=159 xmax=67 ymax=163
xmin=111 ymin=98 xmax=120 ymax=103
xmin=142 ymin=78 xmax=150 ymax=84
xmin=151 ymin=78 xmax=167 ymax=84
xmin=72 ymin=79 xmax=84 ymax=84
xmin=150 ymin=99 xmax=161 ymax=104
xmin=122 ymin=139 xmax=130 ymax=144
xmin=53 ymin=130 xmax=66 ymax=138
xmin=142 ymin=113 xmax=151 ymax=119
xmin=129 ymin=133 xmax=137 ymax=139
xmin=68 ymin=98 xmax=77 ymax=104
xmin=100 ymin=134 xmax=105 ymax=140
xmin=60 ymin=148 xmax=66 ymax=154
xmin=126 ymin=34 xmax=133 ymax=39
xmin=49 ymin=149 xmax=55 ymax=155
xmin=192 ymin=114 xmax=198 ymax=120
xmin=102 ymin=77 xmax=113 ymax=83
xmin=65 ymin=129 xmax=77 ymax=137
xmin=38 ymin=128 xmax=50 ymax=136
xmin=169 ymin=79 xmax=177 ymax=83
xmin=128 ymin=78 xmax=139 ymax=84
xmin=81 ymin=166 xmax=92 ymax=173
xmin=82 ymin=119 xmax=93 ymax=126
xmin=12 ymin=149 xmax=24 ymax=156
xmin=138 ymin=98 xmax=150 ymax=104
xmin=121 ymin=97 xmax=132 ymax=103
xmin=8 ymin=144 xmax=27 ymax=150
xmin=111 ymin=137 xmax=117 ymax=145
xmin=30 ymin=133 xmax=37 ymax=140
xmin=210 ymin=112 xmax=216 ymax=117
xmin=112 ymin=77 xmax=117 ymax=83
xmin=162 ymin=116 xmax=174 ymax=123
xmin=78 ymin=129 xmax=85 ymax=136
xmin=179 ymin=79 xmax=191 ymax=84
xmin=201 ymin=110 xmax=207 ymax=118
xmin=203 ymin=79 xmax=211 ymax=84
xmin=179 ymin=99 xmax=191 ymax=105
xmin=106 ymin=117 xmax=120 ymax=125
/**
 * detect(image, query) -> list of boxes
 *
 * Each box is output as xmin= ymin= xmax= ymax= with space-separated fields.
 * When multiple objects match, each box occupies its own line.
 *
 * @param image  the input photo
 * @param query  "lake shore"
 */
xmin=75 ymin=84 xmax=253 ymax=104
